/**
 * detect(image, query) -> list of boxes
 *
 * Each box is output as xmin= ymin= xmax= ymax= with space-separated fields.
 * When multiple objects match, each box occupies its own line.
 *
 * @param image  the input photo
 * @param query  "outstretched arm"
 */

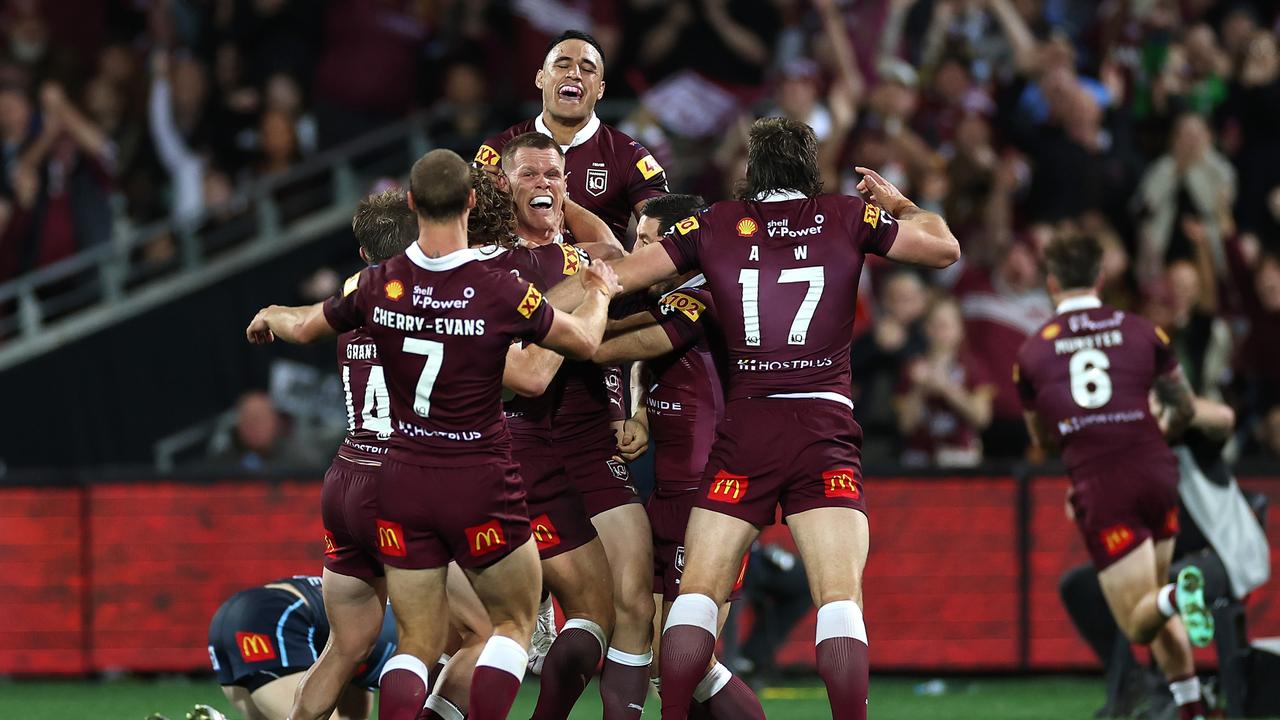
xmin=503 ymin=342 xmax=565 ymax=397
xmin=539 ymin=260 xmax=623 ymax=360
xmin=857 ymin=166 xmax=960 ymax=268
xmin=565 ymin=198 xmax=624 ymax=257
xmin=246 ymin=302 xmax=336 ymax=345
xmin=592 ymin=312 xmax=677 ymax=365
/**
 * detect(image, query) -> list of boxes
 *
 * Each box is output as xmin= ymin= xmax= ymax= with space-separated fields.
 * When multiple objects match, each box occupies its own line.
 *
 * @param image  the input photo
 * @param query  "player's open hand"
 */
xmin=246 ymin=309 xmax=275 ymax=344
xmin=855 ymin=166 xmax=912 ymax=216
xmin=583 ymin=259 xmax=623 ymax=298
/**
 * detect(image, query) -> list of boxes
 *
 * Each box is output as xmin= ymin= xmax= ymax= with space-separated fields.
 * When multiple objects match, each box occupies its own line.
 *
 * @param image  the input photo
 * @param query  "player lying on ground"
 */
xmin=245 ymin=149 xmax=622 ymax=720
xmin=592 ymin=193 xmax=764 ymax=719
xmin=1016 ymin=234 xmax=1214 ymax=720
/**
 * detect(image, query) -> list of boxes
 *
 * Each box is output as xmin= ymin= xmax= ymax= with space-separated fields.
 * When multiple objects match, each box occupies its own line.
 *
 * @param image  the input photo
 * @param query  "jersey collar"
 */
xmin=535 ymin=112 xmax=601 ymax=151
xmin=406 ymin=242 xmax=480 ymax=271
xmin=756 ymin=189 xmax=808 ymax=202
xmin=1056 ymin=294 xmax=1102 ymax=314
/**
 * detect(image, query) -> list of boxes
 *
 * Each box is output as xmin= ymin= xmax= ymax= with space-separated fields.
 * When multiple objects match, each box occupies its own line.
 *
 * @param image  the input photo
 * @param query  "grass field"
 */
xmin=0 ymin=675 xmax=1115 ymax=719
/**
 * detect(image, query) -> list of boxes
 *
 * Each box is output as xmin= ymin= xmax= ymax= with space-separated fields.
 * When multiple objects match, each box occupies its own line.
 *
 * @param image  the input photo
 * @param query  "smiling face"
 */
xmin=537 ymin=39 xmax=604 ymax=125
xmin=506 ymin=146 xmax=566 ymax=237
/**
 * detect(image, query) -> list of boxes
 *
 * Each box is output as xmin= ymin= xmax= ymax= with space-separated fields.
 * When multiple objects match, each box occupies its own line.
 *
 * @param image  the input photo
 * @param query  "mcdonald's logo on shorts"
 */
xmin=323 ymin=531 xmax=338 ymax=559
xmin=1100 ymin=524 xmax=1135 ymax=557
xmin=235 ymin=632 xmax=277 ymax=663
xmin=466 ymin=520 xmax=507 ymax=557
xmin=707 ymin=470 xmax=748 ymax=504
xmin=376 ymin=519 xmax=407 ymax=558
xmin=530 ymin=514 xmax=560 ymax=552
xmin=1163 ymin=507 xmax=1180 ymax=536
xmin=822 ymin=468 xmax=862 ymax=500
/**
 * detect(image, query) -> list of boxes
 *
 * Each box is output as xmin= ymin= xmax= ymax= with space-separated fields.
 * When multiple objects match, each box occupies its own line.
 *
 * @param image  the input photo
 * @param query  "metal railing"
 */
xmin=0 ymin=114 xmax=432 ymax=370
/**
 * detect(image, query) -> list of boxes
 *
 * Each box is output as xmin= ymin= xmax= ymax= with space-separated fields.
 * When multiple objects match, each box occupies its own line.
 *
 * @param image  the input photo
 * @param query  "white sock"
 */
xmin=562 ymin=617 xmax=607 ymax=655
xmin=1156 ymin=584 xmax=1177 ymax=618
xmin=424 ymin=694 xmax=465 ymax=720
xmin=378 ymin=653 xmax=431 ymax=685
xmin=1169 ymin=676 xmax=1202 ymax=706
xmin=815 ymin=600 xmax=868 ymax=645
xmin=606 ymin=646 xmax=653 ymax=666
xmin=663 ymin=593 xmax=719 ymax=635
xmin=476 ymin=635 xmax=529 ymax=682
xmin=692 ymin=661 xmax=733 ymax=702
xmin=437 ymin=653 xmax=452 ymax=665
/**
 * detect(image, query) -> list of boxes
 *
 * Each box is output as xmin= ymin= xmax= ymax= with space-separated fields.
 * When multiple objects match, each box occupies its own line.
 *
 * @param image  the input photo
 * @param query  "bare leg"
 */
xmin=291 ymin=570 xmax=386 ymax=720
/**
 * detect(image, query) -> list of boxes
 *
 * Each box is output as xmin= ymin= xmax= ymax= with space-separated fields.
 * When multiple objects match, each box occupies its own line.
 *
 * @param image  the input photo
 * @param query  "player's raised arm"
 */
xmin=539 ymin=259 xmax=624 ymax=360
xmin=246 ymin=302 xmax=335 ymax=345
xmin=856 ymin=166 xmax=960 ymax=268
xmin=1153 ymin=366 xmax=1195 ymax=440
xmin=565 ymin=197 xmax=625 ymax=257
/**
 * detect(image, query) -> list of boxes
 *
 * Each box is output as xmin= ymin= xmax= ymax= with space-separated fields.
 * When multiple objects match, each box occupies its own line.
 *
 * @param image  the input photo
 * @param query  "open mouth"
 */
xmin=558 ymin=85 xmax=583 ymax=102
xmin=529 ymin=195 xmax=553 ymax=210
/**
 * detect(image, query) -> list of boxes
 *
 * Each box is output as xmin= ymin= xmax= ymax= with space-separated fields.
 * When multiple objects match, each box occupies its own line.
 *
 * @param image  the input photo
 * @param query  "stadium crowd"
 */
xmin=1 ymin=0 xmax=1279 ymax=465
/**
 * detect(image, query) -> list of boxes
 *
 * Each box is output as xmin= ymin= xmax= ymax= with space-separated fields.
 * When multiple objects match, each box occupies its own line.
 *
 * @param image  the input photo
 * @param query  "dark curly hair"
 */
xmin=735 ymin=117 xmax=824 ymax=201
xmin=467 ymin=166 xmax=518 ymax=248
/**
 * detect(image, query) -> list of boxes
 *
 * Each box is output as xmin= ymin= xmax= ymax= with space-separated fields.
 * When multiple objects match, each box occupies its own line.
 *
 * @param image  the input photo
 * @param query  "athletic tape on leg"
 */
xmin=424 ymin=694 xmax=465 ymax=720
xmin=663 ymin=593 xmax=719 ymax=635
xmin=692 ymin=661 xmax=733 ymax=702
xmin=379 ymin=653 xmax=432 ymax=684
xmin=562 ymin=617 xmax=607 ymax=655
xmin=475 ymin=635 xmax=529 ymax=680
xmin=605 ymin=646 xmax=653 ymax=667
xmin=815 ymin=600 xmax=868 ymax=646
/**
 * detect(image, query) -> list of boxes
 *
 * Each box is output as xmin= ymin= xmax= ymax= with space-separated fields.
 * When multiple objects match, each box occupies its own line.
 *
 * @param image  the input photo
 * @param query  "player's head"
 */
xmin=501 ymin=132 xmax=567 ymax=236
xmin=537 ymin=30 xmax=605 ymax=124
xmin=467 ymin=165 xmax=518 ymax=248
xmin=736 ymin=117 xmax=823 ymax=201
xmin=351 ymin=188 xmax=417 ymax=264
xmin=1043 ymin=234 xmax=1104 ymax=296
xmin=637 ymin=194 xmax=707 ymax=249
xmin=407 ymin=149 xmax=475 ymax=224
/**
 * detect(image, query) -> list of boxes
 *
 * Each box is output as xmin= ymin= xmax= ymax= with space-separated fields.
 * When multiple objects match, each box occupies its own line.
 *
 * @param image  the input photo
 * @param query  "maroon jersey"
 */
xmin=475 ymin=242 xmax=589 ymax=446
xmin=1015 ymin=296 xmax=1179 ymax=472
xmin=659 ymin=192 xmax=899 ymax=408
xmin=336 ymin=328 xmax=391 ymax=464
xmin=323 ymin=243 xmax=555 ymax=465
xmin=476 ymin=114 xmax=668 ymax=243
xmin=897 ymin=352 xmax=991 ymax=467
xmin=646 ymin=278 xmax=725 ymax=495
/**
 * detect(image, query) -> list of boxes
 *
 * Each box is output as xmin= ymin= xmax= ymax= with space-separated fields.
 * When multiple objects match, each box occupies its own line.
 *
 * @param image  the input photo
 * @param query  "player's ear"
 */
xmin=358 ymin=247 xmax=370 ymax=264
xmin=598 ymin=79 xmax=605 ymax=100
xmin=406 ymin=191 xmax=417 ymax=212
xmin=466 ymin=188 xmax=477 ymax=210
xmin=535 ymin=68 xmax=545 ymax=90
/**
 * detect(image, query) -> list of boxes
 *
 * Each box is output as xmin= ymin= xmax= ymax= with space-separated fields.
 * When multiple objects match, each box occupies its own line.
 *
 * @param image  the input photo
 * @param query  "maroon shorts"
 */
xmin=649 ymin=490 xmax=747 ymax=602
xmin=558 ymin=426 xmax=641 ymax=518
xmin=1070 ymin=448 xmax=1180 ymax=571
xmin=320 ymin=454 xmax=384 ymax=581
xmin=516 ymin=447 xmax=598 ymax=560
xmin=375 ymin=458 xmax=532 ymax=570
xmin=696 ymin=397 xmax=866 ymax=527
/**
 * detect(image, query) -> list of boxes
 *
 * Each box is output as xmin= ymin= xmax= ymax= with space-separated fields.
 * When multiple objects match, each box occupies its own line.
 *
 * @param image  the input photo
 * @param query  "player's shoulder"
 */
xmin=476 ymin=120 xmax=536 ymax=166
xmin=1018 ymin=315 xmax=1064 ymax=360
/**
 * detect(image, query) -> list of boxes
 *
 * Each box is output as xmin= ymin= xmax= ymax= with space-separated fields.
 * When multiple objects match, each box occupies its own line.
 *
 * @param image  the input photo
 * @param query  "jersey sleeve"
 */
xmin=626 ymin=141 xmax=668 ymax=208
xmin=553 ymin=242 xmax=589 ymax=278
xmin=473 ymin=130 xmax=510 ymax=169
xmin=323 ymin=268 xmax=369 ymax=333
xmin=658 ymin=214 xmax=706 ymax=275
xmin=496 ymin=272 xmax=555 ymax=344
xmin=844 ymin=196 xmax=900 ymax=257
xmin=650 ymin=288 xmax=710 ymax=352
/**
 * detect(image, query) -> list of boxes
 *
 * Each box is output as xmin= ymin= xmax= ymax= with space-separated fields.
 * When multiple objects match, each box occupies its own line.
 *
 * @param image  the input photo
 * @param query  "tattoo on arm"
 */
xmin=1154 ymin=369 xmax=1195 ymax=439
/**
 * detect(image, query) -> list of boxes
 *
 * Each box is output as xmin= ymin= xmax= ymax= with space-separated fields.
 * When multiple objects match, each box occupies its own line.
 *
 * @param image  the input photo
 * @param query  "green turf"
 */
xmin=0 ymin=675 xmax=1116 ymax=719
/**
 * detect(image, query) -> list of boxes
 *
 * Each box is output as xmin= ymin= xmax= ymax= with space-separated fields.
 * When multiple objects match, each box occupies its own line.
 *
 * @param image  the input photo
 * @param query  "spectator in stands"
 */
xmin=256 ymin=109 xmax=298 ymax=177
xmin=851 ymin=269 xmax=928 ymax=455
xmin=724 ymin=542 xmax=809 ymax=683
xmin=424 ymin=61 xmax=502 ymax=158
xmin=895 ymin=297 xmax=994 ymax=468
xmin=1227 ymin=235 xmax=1280 ymax=443
xmin=1135 ymin=113 xmax=1236 ymax=287
xmin=953 ymin=238 xmax=1053 ymax=459
xmin=1143 ymin=256 xmax=1231 ymax=397
xmin=200 ymin=390 xmax=324 ymax=473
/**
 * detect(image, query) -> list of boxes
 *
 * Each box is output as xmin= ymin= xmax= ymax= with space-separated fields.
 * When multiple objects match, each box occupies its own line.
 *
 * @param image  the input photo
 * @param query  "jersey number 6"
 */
xmin=1069 ymin=348 xmax=1112 ymax=409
